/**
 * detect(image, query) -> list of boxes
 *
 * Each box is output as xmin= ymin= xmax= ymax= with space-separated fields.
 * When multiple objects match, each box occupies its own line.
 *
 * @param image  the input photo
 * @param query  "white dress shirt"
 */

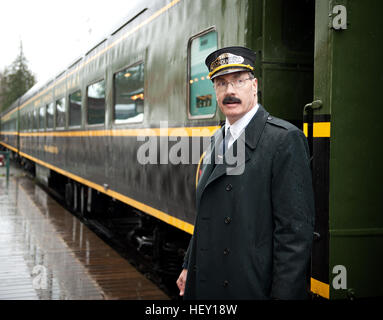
xmin=224 ymin=104 xmax=259 ymax=150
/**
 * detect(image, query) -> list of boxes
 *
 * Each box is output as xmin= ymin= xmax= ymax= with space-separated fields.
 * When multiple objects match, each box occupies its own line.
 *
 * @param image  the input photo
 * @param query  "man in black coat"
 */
xmin=176 ymin=46 xmax=315 ymax=299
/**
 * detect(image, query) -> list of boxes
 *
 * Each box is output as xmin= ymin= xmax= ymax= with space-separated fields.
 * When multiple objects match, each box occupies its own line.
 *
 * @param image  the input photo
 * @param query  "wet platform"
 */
xmin=0 ymin=162 xmax=169 ymax=300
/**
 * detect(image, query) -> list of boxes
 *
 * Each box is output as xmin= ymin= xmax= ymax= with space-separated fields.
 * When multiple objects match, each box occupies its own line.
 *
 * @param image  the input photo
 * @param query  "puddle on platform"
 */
xmin=0 ymin=162 xmax=169 ymax=300
xmin=0 ymin=165 xmax=103 ymax=299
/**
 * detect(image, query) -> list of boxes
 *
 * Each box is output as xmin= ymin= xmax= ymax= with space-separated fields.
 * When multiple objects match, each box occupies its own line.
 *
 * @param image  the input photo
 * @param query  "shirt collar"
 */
xmin=225 ymin=104 xmax=259 ymax=140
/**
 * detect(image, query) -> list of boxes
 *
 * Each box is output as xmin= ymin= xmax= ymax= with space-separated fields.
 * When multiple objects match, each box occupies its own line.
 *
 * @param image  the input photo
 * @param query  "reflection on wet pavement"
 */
xmin=0 ymin=163 xmax=169 ymax=300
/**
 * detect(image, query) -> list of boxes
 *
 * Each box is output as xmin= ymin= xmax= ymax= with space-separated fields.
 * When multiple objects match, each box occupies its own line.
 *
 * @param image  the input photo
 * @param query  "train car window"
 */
xmin=47 ymin=102 xmax=54 ymax=129
xmin=69 ymin=90 xmax=82 ymax=127
xmin=39 ymin=106 xmax=45 ymax=130
xmin=20 ymin=114 xmax=25 ymax=132
xmin=55 ymin=97 xmax=66 ymax=128
xmin=113 ymin=62 xmax=144 ymax=124
xmin=26 ymin=112 xmax=31 ymax=131
xmin=24 ymin=114 xmax=27 ymax=132
xmin=7 ymin=119 xmax=13 ymax=131
xmin=87 ymin=79 xmax=105 ymax=125
xmin=188 ymin=30 xmax=217 ymax=117
xmin=27 ymin=112 xmax=32 ymax=131
xmin=33 ymin=109 xmax=38 ymax=130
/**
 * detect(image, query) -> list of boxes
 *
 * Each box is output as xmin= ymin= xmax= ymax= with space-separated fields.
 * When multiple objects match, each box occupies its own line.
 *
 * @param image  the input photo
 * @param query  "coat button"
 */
xmin=225 ymin=184 xmax=232 ymax=191
xmin=223 ymin=248 xmax=230 ymax=255
xmin=223 ymin=280 xmax=229 ymax=287
xmin=224 ymin=217 xmax=232 ymax=224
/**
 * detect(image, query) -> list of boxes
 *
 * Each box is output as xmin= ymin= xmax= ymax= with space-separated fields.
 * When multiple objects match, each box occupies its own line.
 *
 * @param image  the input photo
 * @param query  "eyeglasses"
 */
xmin=214 ymin=78 xmax=253 ymax=91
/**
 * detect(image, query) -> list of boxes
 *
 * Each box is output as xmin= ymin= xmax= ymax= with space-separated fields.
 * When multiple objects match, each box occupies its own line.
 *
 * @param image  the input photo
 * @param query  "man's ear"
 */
xmin=253 ymin=78 xmax=258 ymax=95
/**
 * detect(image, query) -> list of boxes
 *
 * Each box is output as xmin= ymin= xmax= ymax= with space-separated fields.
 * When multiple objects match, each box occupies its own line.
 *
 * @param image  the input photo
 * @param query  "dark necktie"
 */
xmin=216 ymin=127 xmax=231 ymax=164
xmin=224 ymin=127 xmax=232 ymax=155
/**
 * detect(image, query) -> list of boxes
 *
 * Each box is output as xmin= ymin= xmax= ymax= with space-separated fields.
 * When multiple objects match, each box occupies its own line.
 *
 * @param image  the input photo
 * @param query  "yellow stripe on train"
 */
xmin=310 ymin=277 xmax=330 ymax=299
xmin=303 ymin=122 xmax=331 ymax=138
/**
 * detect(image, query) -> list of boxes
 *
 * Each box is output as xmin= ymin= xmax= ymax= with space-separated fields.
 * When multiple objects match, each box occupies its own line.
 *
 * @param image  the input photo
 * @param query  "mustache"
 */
xmin=223 ymin=96 xmax=242 ymax=104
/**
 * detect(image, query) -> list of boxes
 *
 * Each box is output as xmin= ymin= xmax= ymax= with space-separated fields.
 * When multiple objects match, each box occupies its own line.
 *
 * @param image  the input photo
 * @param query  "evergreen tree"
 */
xmin=0 ymin=42 xmax=36 ymax=111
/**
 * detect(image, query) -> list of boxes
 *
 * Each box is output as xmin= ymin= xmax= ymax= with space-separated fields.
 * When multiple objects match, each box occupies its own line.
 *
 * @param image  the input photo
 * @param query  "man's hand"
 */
xmin=176 ymin=269 xmax=188 ymax=296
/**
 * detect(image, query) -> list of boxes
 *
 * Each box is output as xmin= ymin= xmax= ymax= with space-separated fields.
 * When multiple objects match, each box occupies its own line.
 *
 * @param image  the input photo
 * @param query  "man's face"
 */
xmin=214 ymin=71 xmax=258 ymax=124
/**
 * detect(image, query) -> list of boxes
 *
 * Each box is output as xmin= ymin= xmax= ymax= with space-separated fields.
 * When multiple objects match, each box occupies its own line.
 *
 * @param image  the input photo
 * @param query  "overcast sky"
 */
xmin=0 ymin=0 xmax=141 ymax=83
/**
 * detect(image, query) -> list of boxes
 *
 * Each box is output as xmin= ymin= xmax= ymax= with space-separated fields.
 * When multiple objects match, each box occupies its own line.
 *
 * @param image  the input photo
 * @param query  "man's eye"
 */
xmin=237 ymin=79 xmax=244 ymax=85
xmin=218 ymin=81 xmax=226 ymax=87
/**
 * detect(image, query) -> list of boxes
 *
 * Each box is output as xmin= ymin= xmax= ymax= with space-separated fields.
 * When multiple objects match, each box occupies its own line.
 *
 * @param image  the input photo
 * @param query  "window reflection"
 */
xmin=87 ymin=80 xmax=105 ymax=125
xmin=28 ymin=112 xmax=32 ymax=131
xmin=69 ymin=90 xmax=82 ymax=127
xmin=39 ymin=106 xmax=45 ymax=130
xmin=33 ymin=110 xmax=38 ymax=130
xmin=56 ymin=97 xmax=66 ymax=128
xmin=189 ymin=31 xmax=217 ymax=117
xmin=114 ymin=63 xmax=144 ymax=123
xmin=47 ymin=103 xmax=54 ymax=129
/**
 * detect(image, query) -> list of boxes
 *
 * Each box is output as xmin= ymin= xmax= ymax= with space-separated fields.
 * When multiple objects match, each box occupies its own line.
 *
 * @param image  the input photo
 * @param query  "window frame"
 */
xmin=187 ymin=26 xmax=218 ymax=120
xmin=112 ymin=60 xmax=145 ymax=125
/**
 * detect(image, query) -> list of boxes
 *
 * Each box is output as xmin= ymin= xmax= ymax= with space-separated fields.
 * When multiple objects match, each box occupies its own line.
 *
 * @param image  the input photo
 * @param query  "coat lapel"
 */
xmin=242 ymin=104 xmax=269 ymax=150
xmin=197 ymin=105 xmax=270 ymax=206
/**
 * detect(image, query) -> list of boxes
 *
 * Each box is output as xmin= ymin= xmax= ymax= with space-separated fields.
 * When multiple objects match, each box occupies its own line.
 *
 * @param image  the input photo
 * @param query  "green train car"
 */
xmin=0 ymin=0 xmax=382 ymax=299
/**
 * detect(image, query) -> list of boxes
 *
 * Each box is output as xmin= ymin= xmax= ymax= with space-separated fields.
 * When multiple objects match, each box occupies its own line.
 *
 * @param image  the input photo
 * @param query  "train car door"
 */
xmin=247 ymin=0 xmax=315 ymax=130
xmin=309 ymin=0 xmax=383 ymax=299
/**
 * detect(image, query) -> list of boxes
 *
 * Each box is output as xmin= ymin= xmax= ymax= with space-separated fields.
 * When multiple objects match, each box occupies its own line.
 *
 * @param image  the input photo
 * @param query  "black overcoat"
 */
xmin=183 ymin=105 xmax=315 ymax=300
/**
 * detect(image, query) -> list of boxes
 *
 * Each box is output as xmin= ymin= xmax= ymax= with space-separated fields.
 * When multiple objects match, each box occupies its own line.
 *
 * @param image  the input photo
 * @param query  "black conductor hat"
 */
xmin=205 ymin=46 xmax=256 ymax=80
